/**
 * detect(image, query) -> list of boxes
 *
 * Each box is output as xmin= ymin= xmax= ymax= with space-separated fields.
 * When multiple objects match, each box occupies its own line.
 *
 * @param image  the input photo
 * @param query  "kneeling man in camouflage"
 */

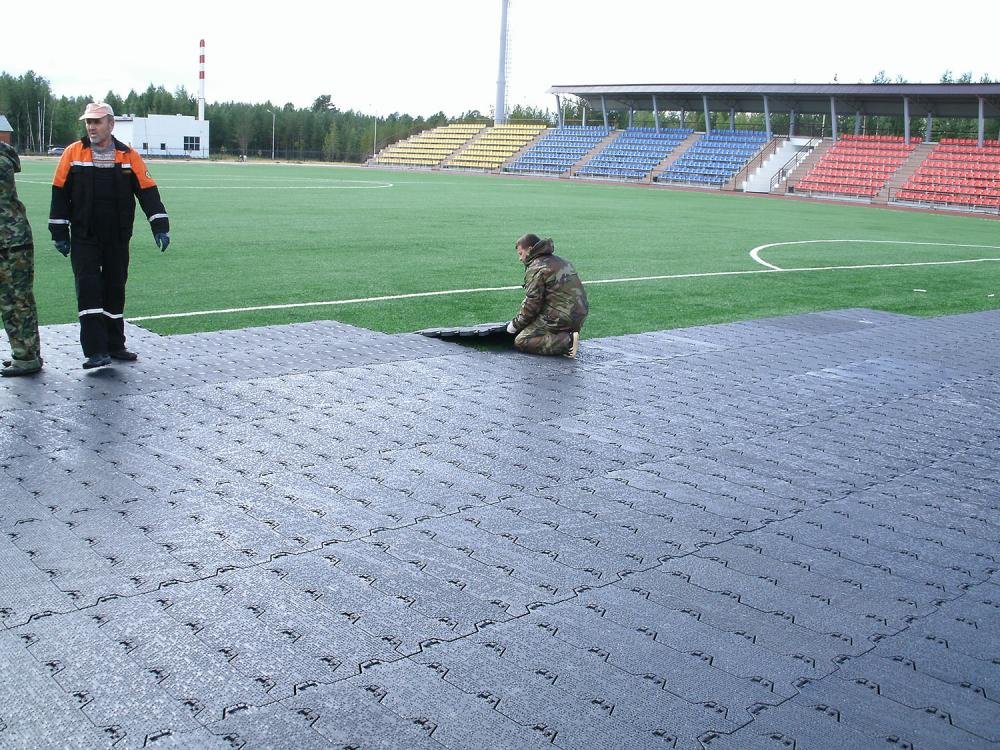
xmin=506 ymin=234 xmax=588 ymax=357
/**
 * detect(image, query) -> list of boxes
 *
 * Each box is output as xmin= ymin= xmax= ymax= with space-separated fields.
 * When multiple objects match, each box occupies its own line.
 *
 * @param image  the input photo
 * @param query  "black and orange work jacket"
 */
xmin=49 ymin=137 xmax=169 ymax=243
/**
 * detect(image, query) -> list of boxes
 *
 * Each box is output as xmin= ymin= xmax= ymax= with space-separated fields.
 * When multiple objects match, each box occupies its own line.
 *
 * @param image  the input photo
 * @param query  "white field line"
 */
xmin=129 ymin=285 xmax=523 ymax=322
xmin=130 ymin=255 xmax=1000 ymax=322
xmin=750 ymin=239 xmax=1000 ymax=271
xmin=164 ymin=184 xmax=395 ymax=190
xmin=18 ymin=179 xmax=394 ymax=190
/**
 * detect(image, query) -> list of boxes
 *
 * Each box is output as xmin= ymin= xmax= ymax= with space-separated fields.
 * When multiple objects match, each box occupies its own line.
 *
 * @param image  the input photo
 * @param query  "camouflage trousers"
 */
xmin=514 ymin=316 xmax=579 ymax=356
xmin=0 ymin=244 xmax=42 ymax=362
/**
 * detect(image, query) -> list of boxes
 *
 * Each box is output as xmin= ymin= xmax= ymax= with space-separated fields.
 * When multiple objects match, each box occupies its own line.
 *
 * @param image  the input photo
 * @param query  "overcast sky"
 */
xmin=3 ymin=0 xmax=997 ymax=117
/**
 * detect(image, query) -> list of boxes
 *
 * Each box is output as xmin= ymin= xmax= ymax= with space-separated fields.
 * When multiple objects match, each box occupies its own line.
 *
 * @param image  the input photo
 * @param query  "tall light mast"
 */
xmin=495 ymin=0 xmax=510 ymax=125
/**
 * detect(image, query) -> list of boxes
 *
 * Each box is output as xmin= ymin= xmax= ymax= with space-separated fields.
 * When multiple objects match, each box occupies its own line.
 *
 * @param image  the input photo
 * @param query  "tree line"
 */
xmin=1 ymin=69 xmax=996 ymax=160
xmin=0 ymin=71 xmax=552 ymax=160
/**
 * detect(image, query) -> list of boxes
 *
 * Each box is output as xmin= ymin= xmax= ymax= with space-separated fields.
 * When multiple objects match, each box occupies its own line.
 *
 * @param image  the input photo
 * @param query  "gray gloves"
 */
xmin=56 ymin=236 xmax=170 ymax=254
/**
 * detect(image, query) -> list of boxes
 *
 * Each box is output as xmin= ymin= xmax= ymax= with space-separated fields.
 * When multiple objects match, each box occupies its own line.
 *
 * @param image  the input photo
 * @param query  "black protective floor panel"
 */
xmin=416 ymin=322 xmax=512 ymax=340
xmin=1 ymin=309 xmax=998 ymax=749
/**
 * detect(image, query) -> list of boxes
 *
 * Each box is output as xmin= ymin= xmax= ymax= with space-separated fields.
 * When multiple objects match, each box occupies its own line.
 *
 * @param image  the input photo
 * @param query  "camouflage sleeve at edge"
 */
xmin=512 ymin=265 xmax=546 ymax=330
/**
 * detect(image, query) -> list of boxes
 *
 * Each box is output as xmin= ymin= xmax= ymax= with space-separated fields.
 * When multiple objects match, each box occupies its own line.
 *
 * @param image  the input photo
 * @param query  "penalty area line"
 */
xmin=750 ymin=239 xmax=1000 ymax=271
xmin=129 ymin=258 xmax=1000 ymax=323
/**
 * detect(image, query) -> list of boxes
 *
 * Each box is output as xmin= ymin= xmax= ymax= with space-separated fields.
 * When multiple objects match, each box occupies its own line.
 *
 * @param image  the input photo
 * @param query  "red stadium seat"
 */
xmin=896 ymin=141 xmax=1000 ymax=209
xmin=801 ymin=135 xmax=915 ymax=198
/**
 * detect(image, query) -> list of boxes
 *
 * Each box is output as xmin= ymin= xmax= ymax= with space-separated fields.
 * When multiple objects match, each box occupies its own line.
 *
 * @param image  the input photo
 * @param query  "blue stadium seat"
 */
xmin=573 ymin=127 xmax=693 ymax=181
xmin=654 ymin=129 xmax=768 ymax=186
xmin=502 ymin=126 xmax=613 ymax=176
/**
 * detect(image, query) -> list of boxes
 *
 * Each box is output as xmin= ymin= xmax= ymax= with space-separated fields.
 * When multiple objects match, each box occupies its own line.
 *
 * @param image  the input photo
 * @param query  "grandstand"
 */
xmin=894 ymin=137 xmax=1000 ymax=210
xmin=575 ymin=127 xmax=693 ymax=181
xmin=549 ymin=82 xmax=999 ymax=212
xmin=503 ymin=125 xmax=613 ymax=175
xmin=445 ymin=123 xmax=547 ymax=171
xmin=367 ymin=83 xmax=1000 ymax=214
xmin=655 ymin=129 xmax=770 ymax=186
xmin=791 ymin=134 xmax=919 ymax=199
xmin=372 ymin=122 xmax=486 ymax=167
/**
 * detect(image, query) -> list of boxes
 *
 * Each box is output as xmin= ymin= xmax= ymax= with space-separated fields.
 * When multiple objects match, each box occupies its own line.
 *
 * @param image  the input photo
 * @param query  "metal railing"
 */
xmin=771 ymin=137 xmax=822 ymax=192
xmin=724 ymin=138 xmax=781 ymax=190
xmin=886 ymin=186 xmax=1000 ymax=215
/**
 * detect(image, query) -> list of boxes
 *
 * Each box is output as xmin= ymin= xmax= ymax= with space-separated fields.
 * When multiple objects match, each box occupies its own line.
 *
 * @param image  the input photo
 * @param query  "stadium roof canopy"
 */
xmin=547 ymin=83 xmax=1000 ymax=144
xmin=547 ymin=83 xmax=1000 ymax=119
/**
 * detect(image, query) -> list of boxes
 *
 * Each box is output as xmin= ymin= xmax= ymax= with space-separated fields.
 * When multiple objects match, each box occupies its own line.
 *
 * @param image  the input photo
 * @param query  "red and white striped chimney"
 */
xmin=198 ymin=39 xmax=206 ymax=121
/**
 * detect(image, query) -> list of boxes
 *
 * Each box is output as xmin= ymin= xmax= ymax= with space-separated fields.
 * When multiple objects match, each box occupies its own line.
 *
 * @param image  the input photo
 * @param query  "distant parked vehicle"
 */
xmin=47 ymin=146 xmax=65 ymax=156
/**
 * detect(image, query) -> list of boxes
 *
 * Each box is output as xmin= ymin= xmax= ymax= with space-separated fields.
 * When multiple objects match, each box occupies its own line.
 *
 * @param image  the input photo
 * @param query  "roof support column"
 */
xmin=925 ymin=113 xmax=932 ymax=143
xmin=703 ymin=95 xmax=711 ymax=134
xmin=854 ymin=111 xmax=862 ymax=135
xmin=729 ymin=108 xmax=736 ymax=130
xmin=652 ymin=95 xmax=660 ymax=131
xmin=601 ymin=95 xmax=608 ymax=129
xmin=582 ymin=105 xmax=587 ymax=127
xmin=680 ymin=109 xmax=686 ymax=128
xmin=978 ymin=96 xmax=985 ymax=147
xmin=830 ymin=96 xmax=838 ymax=141
xmin=555 ymin=95 xmax=563 ymax=128
xmin=628 ymin=108 xmax=633 ymax=128
xmin=763 ymin=96 xmax=772 ymax=139
xmin=789 ymin=109 xmax=797 ymax=137
xmin=903 ymin=97 xmax=911 ymax=144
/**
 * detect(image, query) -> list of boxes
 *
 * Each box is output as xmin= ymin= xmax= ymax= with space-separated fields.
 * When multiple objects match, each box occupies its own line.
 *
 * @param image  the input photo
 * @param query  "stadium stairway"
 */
xmin=644 ymin=130 xmax=701 ymax=183
xmin=792 ymin=135 xmax=919 ymax=200
xmin=503 ymin=126 xmax=614 ymax=176
xmin=736 ymin=137 xmax=816 ymax=193
xmin=784 ymin=138 xmax=834 ymax=194
xmin=498 ymin=128 xmax=551 ymax=171
xmin=892 ymin=139 xmax=1000 ymax=212
xmin=655 ymin=130 xmax=772 ymax=187
xmin=1 ymin=309 xmax=998 ymax=749
xmin=440 ymin=128 xmax=488 ymax=168
xmin=874 ymin=141 xmax=934 ymax=205
xmin=441 ymin=124 xmax=549 ymax=172
xmin=372 ymin=123 xmax=484 ymax=168
xmin=563 ymin=130 xmax=621 ymax=177
xmin=726 ymin=137 xmax=782 ymax=191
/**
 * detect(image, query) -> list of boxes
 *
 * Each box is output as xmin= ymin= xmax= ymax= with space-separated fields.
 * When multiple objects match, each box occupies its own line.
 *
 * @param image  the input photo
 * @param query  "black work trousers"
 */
xmin=70 ymin=223 xmax=130 ymax=358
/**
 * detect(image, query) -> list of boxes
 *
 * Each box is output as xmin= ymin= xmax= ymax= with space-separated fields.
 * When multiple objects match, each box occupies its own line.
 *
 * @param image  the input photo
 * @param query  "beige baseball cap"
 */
xmin=79 ymin=102 xmax=115 ymax=120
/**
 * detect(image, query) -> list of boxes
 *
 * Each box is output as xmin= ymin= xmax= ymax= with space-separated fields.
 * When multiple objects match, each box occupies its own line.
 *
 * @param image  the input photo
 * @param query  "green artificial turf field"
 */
xmin=15 ymin=158 xmax=1000 ymax=338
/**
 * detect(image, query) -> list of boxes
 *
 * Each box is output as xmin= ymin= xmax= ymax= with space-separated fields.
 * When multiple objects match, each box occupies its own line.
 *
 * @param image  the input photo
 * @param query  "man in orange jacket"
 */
xmin=49 ymin=102 xmax=170 ymax=369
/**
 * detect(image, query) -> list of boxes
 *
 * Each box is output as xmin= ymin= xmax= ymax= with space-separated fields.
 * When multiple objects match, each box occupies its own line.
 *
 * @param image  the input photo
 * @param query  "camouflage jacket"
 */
xmin=0 ymin=142 xmax=33 ymax=251
xmin=511 ymin=238 xmax=589 ymax=332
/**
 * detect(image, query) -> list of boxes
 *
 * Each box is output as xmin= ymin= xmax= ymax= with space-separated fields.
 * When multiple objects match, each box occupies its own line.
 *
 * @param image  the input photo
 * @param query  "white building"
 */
xmin=114 ymin=113 xmax=210 ymax=159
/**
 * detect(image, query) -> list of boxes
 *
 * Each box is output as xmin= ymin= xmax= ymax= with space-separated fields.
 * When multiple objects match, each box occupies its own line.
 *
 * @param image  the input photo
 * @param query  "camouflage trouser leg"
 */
xmin=514 ymin=318 xmax=574 ymax=356
xmin=0 ymin=245 xmax=42 ymax=361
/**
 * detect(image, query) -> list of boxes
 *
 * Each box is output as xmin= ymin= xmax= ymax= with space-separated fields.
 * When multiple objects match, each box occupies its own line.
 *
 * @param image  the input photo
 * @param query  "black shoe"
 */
xmin=109 ymin=349 xmax=138 ymax=361
xmin=1 ymin=358 xmax=43 ymax=377
xmin=83 ymin=354 xmax=112 ymax=369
